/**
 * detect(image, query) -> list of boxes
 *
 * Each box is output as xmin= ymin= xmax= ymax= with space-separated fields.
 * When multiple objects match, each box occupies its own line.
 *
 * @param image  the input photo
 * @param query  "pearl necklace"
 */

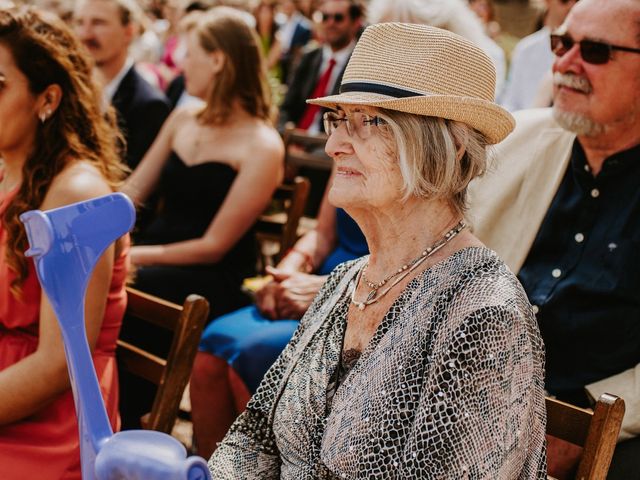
xmin=351 ymin=221 xmax=467 ymax=311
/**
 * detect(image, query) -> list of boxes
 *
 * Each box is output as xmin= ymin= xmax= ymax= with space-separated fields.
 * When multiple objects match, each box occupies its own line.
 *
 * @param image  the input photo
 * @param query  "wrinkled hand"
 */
xmin=256 ymin=267 xmax=327 ymax=320
xmin=255 ymin=276 xmax=285 ymax=320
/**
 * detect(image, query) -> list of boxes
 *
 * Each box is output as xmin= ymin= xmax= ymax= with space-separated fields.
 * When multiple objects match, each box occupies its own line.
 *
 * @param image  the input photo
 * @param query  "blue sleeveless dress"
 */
xmin=199 ymin=208 xmax=368 ymax=392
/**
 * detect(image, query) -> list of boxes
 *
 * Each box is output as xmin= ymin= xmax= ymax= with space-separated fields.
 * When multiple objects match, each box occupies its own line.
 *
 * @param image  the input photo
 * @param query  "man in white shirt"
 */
xmin=500 ymin=0 xmax=577 ymax=111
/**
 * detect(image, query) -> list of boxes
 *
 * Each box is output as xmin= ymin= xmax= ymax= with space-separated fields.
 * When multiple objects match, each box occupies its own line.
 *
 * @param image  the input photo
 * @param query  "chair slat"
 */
xmin=117 ymin=288 xmax=209 ymax=434
xmin=545 ymin=393 xmax=625 ymax=480
xmin=116 ymin=340 xmax=166 ymax=383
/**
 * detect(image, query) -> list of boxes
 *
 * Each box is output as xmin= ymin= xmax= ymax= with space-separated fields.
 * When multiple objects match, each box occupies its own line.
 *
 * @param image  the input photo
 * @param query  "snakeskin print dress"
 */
xmin=209 ymin=247 xmax=547 ymax=479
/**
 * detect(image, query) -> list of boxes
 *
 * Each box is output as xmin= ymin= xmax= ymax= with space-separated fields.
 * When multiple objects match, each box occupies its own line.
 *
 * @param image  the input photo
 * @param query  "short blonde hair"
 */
xmin=379 ymin=109 xmax=489 ymax=216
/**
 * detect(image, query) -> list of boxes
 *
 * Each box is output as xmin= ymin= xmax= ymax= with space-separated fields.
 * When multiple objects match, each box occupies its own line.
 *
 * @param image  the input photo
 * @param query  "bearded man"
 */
xmin=468 ymin=0 xmax=640 ymax=477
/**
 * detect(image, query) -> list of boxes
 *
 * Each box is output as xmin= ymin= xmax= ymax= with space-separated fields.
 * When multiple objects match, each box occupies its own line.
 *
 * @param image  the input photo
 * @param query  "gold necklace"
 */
xmin=351 ymin=221 xmax=467 ymax=311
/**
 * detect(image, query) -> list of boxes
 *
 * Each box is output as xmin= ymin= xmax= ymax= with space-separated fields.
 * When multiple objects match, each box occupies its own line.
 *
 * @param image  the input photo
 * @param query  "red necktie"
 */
xmin=297 ymin=58 xmax=337 ymax=130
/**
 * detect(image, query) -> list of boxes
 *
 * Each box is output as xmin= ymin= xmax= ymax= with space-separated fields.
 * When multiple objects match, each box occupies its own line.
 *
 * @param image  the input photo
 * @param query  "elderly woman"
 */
xmin=209 ymin=23 xmax=547 ymax=479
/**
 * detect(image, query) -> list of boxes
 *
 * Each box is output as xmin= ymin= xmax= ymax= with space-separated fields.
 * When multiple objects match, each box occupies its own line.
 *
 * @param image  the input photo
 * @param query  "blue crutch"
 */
xmin=20 ymin=192 xmax=211 ymax=480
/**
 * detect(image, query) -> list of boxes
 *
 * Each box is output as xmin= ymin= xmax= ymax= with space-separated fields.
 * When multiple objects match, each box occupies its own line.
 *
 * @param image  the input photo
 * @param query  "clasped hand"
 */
xmin=256 ymin=266 xmax=327 ymax=320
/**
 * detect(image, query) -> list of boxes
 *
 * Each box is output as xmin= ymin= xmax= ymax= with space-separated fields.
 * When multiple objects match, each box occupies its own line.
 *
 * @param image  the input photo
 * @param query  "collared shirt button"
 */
xmin=584 ymin=164 xmax=590 ymax=172
xmin=552 ymin=268 xmax=562 ymax=278
xmin=532 ymin=305 xmax=539 ymax=314
xmin=574 ymin=233 xmax=584 ymax=243
xmin=591 ymin=188 xmax=600 ymax=198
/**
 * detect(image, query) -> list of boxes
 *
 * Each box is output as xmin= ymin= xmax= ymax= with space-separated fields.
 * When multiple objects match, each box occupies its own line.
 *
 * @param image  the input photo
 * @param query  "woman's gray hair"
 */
xmin=379 ymin=109 xmax=490 ymax=216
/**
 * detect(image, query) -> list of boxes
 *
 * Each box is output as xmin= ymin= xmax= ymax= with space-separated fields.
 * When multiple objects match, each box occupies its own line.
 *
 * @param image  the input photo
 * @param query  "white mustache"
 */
xmin=553 ymin=72 xmax=592 ymax=93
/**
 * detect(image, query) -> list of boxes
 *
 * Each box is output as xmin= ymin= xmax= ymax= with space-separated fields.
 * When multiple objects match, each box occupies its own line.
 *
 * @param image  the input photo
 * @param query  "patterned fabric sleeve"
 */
xmin=397 ymin=303 xmax=547 ymax=479
xmin=208 ymin=261 xmax=357 ymax=479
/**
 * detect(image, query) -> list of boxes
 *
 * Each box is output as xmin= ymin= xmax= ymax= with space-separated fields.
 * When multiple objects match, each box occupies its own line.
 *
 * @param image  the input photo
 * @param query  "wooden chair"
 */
xmin=282 ymin=127 xmax=332 ymax=218
xmin=283 ymin=126 xmax=332 ymax=171
xmin=546 ymin=393 xmax=625 ymax=480
xmin=256 ymin=176 xmax=311 ymax=269
xmin=116 ymin=287 xmax=209 ymax=434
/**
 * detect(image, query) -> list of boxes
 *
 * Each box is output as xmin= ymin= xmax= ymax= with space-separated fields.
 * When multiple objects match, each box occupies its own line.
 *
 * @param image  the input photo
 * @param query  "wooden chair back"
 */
xmin=546 ymin=393 xmax=625 ymax=479
xmin=256 ymin=176 xmax=311 ymax=268
xmin=283 ymin=127 xmax=331 ymax=171
xmin=116 ymin=287 xmax=209 ymax=433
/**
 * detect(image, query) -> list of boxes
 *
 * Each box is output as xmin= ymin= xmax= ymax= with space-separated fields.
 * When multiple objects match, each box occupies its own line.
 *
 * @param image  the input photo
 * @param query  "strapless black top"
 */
xmin=136 ymin=151 xmax=256 ymax=272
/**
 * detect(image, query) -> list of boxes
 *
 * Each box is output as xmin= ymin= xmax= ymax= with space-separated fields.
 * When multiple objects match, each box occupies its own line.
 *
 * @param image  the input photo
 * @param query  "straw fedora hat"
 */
xmin=307 ymin=23 xmax=515 ymax=144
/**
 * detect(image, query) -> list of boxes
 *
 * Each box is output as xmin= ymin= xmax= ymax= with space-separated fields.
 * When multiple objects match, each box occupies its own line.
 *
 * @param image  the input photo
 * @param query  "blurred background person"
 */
xmin=368 ymin=0 xmax=507 ymax=100
xmin=254 ymin=0 xmax=282 ymax=81
xmin=276 ymin=0 xmax=312 ymax=85
xmin=500 ymin=0 xmax=577 ymax=111
xmin=468 ymin=0 xmax=519 ymax=62
xmin=73 ymin=0 xmax=170 ymax=170
xmin=33 ymin=0 xmax=74 ymax=23
xmin=120 ymin=5 xmax=284 ymax=429
xmin=0 ymin=7 xmax=128 ymax=478
xmin=123 ymin=5 xmax=283 ymax=314
xmin=278 ymin=0 xmax=362 ymax=134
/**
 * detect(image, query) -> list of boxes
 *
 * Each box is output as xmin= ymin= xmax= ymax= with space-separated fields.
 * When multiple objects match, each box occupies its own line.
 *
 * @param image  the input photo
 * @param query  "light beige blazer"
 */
xmin=466 ymin=108 xmax=639 ymax=440
xmin=466 ymin=108 xmax=575 ymax=273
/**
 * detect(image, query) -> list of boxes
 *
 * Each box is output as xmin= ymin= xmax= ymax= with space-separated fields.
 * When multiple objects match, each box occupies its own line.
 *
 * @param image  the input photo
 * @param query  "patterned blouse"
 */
xmin=209 ymin=247 xmax=547 ymax=479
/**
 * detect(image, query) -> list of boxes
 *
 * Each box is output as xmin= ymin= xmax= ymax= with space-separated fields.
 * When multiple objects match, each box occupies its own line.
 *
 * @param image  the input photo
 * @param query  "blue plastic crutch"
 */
xmin=20 ymin=193 xmax=211 ymax=480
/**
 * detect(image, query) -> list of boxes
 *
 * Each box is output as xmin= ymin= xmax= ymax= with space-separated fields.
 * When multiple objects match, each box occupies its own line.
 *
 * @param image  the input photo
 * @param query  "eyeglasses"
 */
xmin=323 ymin=111 xmax=388 ymax=139
xmin=321 ymin=12 xmax=346 ymax=23
xmin=550 ymin=33 xmax=640 ymax=65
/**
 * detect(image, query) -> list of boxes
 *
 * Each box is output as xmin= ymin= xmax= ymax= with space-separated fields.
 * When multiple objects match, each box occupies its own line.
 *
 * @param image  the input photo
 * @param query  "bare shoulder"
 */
xmin=164 ymin=105 xmax=197 ymax=132
xmin=241 ymin=122 xmax=284 ymax=165
xmin=42 ymin=161 xmax=113 ymax=210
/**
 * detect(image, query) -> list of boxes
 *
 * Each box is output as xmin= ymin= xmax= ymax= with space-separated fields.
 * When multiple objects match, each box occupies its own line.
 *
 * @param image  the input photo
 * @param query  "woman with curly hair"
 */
xmin=0 ymin=6 xmax=129 ymax=479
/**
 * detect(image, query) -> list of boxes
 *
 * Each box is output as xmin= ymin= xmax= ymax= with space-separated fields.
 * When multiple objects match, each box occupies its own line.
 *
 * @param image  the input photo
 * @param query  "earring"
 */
xmin=39 ymin=110 xmax=52 ymax=124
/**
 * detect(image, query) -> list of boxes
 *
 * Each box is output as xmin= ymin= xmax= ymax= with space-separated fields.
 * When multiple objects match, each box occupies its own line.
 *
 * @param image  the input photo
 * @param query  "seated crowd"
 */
xmin=0 ymin=0 xmax=639 ymax=479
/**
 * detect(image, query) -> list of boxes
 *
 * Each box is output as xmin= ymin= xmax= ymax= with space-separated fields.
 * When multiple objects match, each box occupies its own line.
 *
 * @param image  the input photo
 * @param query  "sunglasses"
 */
xmin=321 ymin=12 xmax=346 ymax=23
xmin=550 ymin=33 xmax=640 ymax=65
xmin=323 ymin=111 xmax=387 ymax=140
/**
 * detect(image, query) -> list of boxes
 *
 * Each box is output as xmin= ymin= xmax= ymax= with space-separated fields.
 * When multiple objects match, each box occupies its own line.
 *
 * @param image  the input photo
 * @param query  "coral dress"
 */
xmin=0 ymin=188 xmax=129 ymax=479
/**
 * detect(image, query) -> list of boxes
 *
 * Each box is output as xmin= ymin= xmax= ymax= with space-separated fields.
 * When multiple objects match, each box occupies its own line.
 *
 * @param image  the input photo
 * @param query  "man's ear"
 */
xmin=37 ymin=83 xmax=63 ymax=121
xmin=123 ymin=21 xmax=135 ymax=46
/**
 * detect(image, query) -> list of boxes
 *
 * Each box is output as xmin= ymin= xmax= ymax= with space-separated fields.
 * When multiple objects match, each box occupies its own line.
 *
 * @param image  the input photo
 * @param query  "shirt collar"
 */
xmin=571 ymin=139 xmax=640 ymax=180
xmin=104 ymin=57 xmax=134 ymax=102
xmin=322 ymin=40 xmax=355 ymax=67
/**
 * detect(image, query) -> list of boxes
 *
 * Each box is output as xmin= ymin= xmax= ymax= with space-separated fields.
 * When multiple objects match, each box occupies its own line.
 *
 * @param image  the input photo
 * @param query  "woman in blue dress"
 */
xmin=190 ymin=177 xmax=368 ymax=458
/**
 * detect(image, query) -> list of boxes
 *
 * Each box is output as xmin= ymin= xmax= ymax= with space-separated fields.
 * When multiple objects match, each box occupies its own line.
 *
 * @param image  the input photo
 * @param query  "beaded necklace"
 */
xmin=351 ymin=221 xmax=467 ymax=311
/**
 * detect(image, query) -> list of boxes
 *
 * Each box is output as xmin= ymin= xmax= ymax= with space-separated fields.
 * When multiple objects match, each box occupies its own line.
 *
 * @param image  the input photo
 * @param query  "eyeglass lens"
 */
xmin=323 ymin=112 xmax=385 ymax=139
xmin=550 ymin=34 xmax=640 ymax=64
xmin=322 ymin=12 xmax=345 ymax=23
xmin=550 ymin=35 xmax=610 ymax=64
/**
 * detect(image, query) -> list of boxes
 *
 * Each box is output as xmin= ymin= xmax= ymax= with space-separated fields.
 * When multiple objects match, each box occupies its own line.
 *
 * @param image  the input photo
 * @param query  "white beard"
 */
xmin=552 ymin=107 xmax=605 ymax=137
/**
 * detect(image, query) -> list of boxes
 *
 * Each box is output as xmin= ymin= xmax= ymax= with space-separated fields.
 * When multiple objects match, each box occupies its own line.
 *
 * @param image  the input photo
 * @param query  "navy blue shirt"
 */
xmin=518 ymin=140 xmax=640 ymax=407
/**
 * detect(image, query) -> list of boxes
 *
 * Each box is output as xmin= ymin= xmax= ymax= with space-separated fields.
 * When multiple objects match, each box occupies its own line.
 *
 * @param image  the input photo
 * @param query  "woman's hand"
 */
xmin=255 ymin=277 xmax=284 ymax=320
xmin=256 ymin=267 xmax=327 ymax=320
